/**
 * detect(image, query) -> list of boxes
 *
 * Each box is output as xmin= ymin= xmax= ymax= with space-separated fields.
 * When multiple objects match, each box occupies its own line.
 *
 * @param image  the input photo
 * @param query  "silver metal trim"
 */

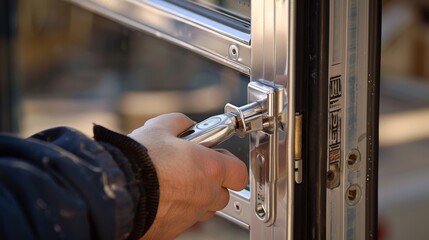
xmin=287 ymin=2 xmax=297 ymax=240
xmin=221 ymin=170 xmax=251 ymax=226
xmin=187 ymin=0 xmax=251 ymax=22
xmin=67 ymin=0 xmax=251 ymax=74
xmin=217 ymin=189 xmax=251 ymax=229
xmin=219 ymin=182 xmax=251 ymax=227
xmin=326 ymin=0 xmax=370 ymax=239
xmin=250 ymin=0 xmax=296 ymax=239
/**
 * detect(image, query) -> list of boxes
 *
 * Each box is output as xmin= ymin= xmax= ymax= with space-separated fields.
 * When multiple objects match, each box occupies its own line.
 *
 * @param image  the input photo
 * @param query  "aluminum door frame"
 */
xmin=325 ymin=0 xmax=379 ymax=239
xmin=295 ymin=0 xmax=380 ymax=239
xmin=67 ymin=0 xmax=251 ymax=74
xmin=249 ymin=1 xmax=296 ymax=239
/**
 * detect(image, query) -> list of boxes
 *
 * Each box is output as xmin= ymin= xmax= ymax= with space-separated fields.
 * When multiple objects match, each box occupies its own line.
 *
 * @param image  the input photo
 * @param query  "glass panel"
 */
xmin=17 ymin=0 xmax=249 ymax=159
xmin=16 ymin=1 xmax=250 ymax=237
xmin=187 ymin=0 xmax=251 ymax=22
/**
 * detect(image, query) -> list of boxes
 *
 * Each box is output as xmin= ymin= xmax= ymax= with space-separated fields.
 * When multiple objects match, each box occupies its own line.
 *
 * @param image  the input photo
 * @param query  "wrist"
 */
xmin=93 ymin=124 xmax=159 ymax=239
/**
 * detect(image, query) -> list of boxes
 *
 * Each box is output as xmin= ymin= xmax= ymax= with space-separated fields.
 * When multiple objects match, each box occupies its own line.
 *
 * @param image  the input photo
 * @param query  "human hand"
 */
xmin=128 ymin=113 xmax=248 ymax=240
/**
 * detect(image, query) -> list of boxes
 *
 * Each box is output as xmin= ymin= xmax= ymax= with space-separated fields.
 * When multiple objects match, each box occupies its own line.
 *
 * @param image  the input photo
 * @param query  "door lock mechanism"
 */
xmin=178 ymin=99 xmax=269 ymax=147
xmin=179 ymin=81 xmax=286 ymax=148
xmin=180 ymin=80 xmax=287 ymax=224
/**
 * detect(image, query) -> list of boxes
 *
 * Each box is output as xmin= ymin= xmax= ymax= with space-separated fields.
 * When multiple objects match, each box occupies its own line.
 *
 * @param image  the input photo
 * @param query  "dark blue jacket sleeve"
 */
xmin=0 ymin=126 xmax=159 ymax=240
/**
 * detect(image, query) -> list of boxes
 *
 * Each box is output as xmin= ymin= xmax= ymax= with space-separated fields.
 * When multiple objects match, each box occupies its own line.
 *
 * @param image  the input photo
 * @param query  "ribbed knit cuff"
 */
xmin=93 ymin=125 xmax=159 ymax=239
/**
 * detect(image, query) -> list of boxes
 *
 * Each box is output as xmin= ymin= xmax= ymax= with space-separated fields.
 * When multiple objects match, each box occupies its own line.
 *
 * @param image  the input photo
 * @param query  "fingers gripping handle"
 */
xmin=179 ymin=113 xmax=237 ymax=148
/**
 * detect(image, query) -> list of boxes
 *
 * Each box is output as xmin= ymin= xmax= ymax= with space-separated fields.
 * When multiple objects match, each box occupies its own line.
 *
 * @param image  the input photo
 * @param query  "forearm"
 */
xmin=0 ymin=126 xmax=159 ymax=240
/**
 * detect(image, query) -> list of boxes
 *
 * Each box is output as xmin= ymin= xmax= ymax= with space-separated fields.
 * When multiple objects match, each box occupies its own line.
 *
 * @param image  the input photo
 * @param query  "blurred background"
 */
xmin=379 ymin=0 xmax=429 ymax=239
xmin=1 ymin=0 xmax=429 ymax=239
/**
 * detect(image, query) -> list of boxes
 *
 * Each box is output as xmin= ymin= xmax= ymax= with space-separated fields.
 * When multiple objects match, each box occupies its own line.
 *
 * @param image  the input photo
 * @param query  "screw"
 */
xmin=345 ymin=184 xmax=362 ymax=206
xmin=347 ymin=149 xmax=361 ymax=170
xmin=256 ymin=203 xmax=266 ymax=218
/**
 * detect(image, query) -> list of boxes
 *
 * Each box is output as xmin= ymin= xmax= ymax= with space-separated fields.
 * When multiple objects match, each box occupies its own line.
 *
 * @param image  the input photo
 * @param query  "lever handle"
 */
xmin=179 ymin=113 xmax=237 ymax=148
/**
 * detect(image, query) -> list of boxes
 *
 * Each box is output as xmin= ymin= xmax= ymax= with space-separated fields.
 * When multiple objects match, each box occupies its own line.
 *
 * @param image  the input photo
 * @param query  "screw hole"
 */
xmin=228 ymin=45 xmax=239 ymax=60
xmin=233 ymin=202 xmax=242 ymax=213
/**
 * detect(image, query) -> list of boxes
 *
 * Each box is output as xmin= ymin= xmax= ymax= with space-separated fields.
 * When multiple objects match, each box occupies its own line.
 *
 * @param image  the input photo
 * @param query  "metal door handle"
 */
xmin=179 ymin=81 xmax=287 ymax=224
xmin=179 ymin=88 xmax=269 ymax=148
xmin=179 ymin=113 xmax=237 ymax=148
